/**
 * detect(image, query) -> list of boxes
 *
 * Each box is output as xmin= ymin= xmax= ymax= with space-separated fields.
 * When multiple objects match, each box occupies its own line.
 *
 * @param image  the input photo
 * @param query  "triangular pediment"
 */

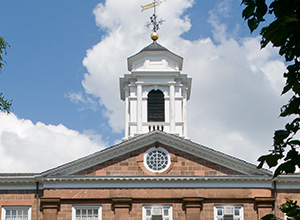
xmin=42 ymin=131 xmax=271 ymax=178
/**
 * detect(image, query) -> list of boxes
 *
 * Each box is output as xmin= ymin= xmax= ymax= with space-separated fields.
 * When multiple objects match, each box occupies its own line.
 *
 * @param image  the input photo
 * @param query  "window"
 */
xmin=144 ymin=147 xmax=171 ymax=173
xmin=214 ymin=206 xmax=243 ymax=220
xmin=148 ymin=90 xmax=165 ymax=122
xmin=143 ymin=205 xmax=172 ymax=220
xmin=1 ymin=206 xmax=31 ymax=220
xmin=72 ymin=206 xmax=102 ymax=220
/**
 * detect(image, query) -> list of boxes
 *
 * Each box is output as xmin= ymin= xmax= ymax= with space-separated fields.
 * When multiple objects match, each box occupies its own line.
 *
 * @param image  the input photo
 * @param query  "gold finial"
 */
xmin=151 ymin=32 xmax=159 ymax=41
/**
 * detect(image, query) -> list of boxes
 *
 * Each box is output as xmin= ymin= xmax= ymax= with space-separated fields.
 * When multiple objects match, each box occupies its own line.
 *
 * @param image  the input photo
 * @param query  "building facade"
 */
xmin=0 ymin=38 xmax=299 ymax=220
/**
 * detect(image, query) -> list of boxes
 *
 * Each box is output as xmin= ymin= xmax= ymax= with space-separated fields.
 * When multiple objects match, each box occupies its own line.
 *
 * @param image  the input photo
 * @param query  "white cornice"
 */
xmin=0 ymin=175 xmax=38 ymax=190
xmin=0 ymin=174 xmax=299 ymax=190
xmin=41 ymin=175 xmax=273 ymax=189
xmin=275 ymin=174 xmax=300 ymax=189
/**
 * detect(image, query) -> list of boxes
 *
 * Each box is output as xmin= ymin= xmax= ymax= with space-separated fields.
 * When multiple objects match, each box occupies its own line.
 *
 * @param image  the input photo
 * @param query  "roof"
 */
xmin=1 ymin=131 xmax=300 ymax=190
xmin=127 ymin=42 xmax=183 ymax=71
xmin=41 ymin=130 xmax=272 ymax=177
xmin=140 ymin=42 xmax=170 ymax=52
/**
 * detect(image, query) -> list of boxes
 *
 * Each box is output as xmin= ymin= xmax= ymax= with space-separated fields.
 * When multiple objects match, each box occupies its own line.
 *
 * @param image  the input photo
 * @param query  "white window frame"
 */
xmin=72 ymin=206 xmax=102 ymax=220
xmin=142 ymin=205 xmax=172 ymax=220
xmin=214 ymin=205 xmax=244 ymax=220
xmin=143 ymin=147 xmax=171 ymax=173
xmin=1 ymin=206 xmax=32 ymax=220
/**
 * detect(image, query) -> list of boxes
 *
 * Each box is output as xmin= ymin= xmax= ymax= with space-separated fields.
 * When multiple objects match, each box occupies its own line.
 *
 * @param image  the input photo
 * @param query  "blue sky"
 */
xmin=0 ymin=0 xmax=287 ymax=172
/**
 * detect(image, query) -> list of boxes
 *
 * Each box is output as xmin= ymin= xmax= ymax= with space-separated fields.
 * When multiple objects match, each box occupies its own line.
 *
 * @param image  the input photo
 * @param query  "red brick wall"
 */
xmin=53 ymin=198 xmax=265 ymax=220
xmin=0 ymin=190 xmax=41 ymax=220
xmin=2 ymin=187 xmax=298 ymax=220
xmin=275 ymin=189 xmax=300 ymax=219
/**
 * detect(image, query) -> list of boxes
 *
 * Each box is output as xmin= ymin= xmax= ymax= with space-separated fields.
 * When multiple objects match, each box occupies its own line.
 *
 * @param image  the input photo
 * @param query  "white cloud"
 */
xmin=66 ymin=91 xmax=99 ymax=111
xmin=82 ymin=0 xmax=288 ymax=166
xmin=0 ymin=0 xmax=288 ymax=174
xmin=0 ymin=112 xmax=106 ymax=172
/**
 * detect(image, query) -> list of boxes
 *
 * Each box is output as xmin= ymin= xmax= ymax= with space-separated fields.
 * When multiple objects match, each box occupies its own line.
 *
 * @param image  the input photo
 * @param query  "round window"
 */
xmin=144 ymin=147 xmax=171 ymax=173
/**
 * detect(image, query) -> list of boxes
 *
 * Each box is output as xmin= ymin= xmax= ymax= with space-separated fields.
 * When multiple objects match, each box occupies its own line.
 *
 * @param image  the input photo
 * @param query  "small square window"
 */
xmin=214 ymin=206 xmax=243 ymax=220
xmin=143 ymin=205 xmax=172 ymax=220
xmin=72 ymin=206 xmax=101 ymax=220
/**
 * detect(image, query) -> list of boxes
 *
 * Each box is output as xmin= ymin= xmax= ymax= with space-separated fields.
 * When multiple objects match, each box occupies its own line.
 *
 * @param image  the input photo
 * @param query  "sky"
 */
xmin=0 ymin=0 xmax=288 ymax=172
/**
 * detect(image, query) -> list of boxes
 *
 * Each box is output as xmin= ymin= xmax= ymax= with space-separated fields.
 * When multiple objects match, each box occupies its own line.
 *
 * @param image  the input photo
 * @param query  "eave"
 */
xmin=41 ymin=175 xmax=273 ymax=189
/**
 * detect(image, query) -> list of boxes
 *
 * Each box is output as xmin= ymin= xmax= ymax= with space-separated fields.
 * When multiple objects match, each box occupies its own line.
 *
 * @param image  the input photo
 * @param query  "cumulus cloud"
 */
xmin=82 ymin=0 xmax=287 ymax=165
xmin=0 ymin=112 xmax=106 ymax=172
xmin=66 ymin=91 xmax=99 ymax=111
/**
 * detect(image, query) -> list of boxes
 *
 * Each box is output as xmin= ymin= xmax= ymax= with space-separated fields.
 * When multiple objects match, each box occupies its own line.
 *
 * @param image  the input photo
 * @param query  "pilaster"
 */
xmin=137 ymin=82 xmax=143 ymax=133
xmin=111 ymin=198 xmax=132 ymax=220
xmin=40 ymin=198 xmax=60 ymax=220
xmin=124 ymin=85 xmax=129 ymax=139
xmin=182 ymin=197 xmax=203 ymax=220
xmin=169 ymin=82 xmax=175 ymax=132
xmin=254 ymin=197 xmax=275 ymax=219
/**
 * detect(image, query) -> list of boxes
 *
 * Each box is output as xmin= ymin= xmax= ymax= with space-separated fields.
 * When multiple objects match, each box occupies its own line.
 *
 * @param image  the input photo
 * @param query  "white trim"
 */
xmin=41 ymin=176 xmax=273 ymax=189
xmin=143 ymin=205 xmax=172 ymax=220
xmin=214 ymin=205 xmax=243 ymax=220
xmin=72 ymin=206 xmax=102 ymax=220
xmin=276 ymin=175 xmax=300 ymax=189
xmin=1 ymin=206 xmax=32 ymax=220
xmin=143 ymin=147 xmax=171 ymax=173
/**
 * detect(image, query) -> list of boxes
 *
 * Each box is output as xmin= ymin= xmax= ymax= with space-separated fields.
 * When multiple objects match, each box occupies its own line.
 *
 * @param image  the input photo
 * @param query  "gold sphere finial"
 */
xmin=151 ymin=32 xmax=159 ymax=41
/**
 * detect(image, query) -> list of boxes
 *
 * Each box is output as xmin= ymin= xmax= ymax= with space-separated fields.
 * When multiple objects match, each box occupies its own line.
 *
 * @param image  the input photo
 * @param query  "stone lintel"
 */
xmin=254 ymin=197 xmax=275 ymax=210
xmin=111 ymin=198 xmax=132 ymax=212
xmin=182 ymin=197 xmax=203 ymax=211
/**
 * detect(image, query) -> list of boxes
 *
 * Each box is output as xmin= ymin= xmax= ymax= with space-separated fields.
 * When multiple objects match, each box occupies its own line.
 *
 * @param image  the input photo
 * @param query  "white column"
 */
xmin=183 ymin=85 xmax=187 ymax=138
xmin=124 ymin=85 xmax=129 ymax=139
xmin=137 ymin=82 xmax=142 ymax=133
xmin=169 ymin=83 xmax=175 ymax=133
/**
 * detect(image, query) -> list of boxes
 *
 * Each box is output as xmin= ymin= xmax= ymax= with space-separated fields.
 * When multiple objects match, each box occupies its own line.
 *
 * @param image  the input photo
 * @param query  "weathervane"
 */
xmin=141 ymin=0 xmax=165 ymax=41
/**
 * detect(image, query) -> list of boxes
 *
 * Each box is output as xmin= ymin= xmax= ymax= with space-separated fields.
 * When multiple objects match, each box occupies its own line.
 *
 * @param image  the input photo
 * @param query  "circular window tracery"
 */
xmin=144 ymin=147 xmax=171 ymax=173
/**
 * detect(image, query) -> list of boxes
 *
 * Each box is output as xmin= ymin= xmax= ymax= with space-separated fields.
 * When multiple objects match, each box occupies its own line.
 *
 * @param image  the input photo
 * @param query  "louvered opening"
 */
xmin=148 ymin=90 xmax=165 ymax=122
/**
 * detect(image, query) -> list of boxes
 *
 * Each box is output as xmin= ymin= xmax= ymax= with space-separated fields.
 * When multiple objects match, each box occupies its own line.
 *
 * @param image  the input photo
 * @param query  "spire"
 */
xmin=141 ymin=0 xmax=165 ymax=41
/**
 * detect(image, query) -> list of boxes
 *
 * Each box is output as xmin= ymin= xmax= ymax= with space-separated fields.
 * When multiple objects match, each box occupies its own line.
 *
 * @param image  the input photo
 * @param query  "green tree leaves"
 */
xmin=0 ymin=93 xmax=11 ymax=113
xmin=242 ymin=0 xmax=300 ymax=178
xmin=242 ymin=0 xmax=267 ymax=32
xmin=241 ymin=0 xmax=300 ymax=219
xmin=0 ymin=36 xmax=11 ymax=113
xmin=0 ymin=36 xmax=9 ymax=69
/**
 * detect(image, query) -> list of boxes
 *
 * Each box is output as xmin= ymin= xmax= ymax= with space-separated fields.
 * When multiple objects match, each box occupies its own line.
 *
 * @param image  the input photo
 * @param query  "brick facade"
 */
xmin=75 ymin=144 xmax=242 ymax=177
xmin=1 ymin=189 xmax=299 ymax=220
xmin=0 ymin=134 xmax=299 ymax=220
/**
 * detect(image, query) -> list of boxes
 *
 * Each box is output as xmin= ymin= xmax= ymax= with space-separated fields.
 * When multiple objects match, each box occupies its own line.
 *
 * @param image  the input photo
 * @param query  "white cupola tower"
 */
xmin=120 ymin=39 xmax=192 ymax=140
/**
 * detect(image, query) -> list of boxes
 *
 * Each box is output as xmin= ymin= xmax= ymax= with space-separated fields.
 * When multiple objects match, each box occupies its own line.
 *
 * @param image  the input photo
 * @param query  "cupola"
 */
xmin=120 ymin=39 xmax=192 ymax=140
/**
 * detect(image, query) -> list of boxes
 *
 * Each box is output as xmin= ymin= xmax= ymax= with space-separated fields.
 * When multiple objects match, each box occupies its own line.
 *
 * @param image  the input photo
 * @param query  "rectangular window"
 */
xmin=214 ymin=205 xmax=243 ymax=220
xmin=72 ymin=206 xmax=102 ymax=220
xmin=1 ymin=206 xmax=31 ymax=220
xmin=143 ymin=205 xmax=172 ymax=220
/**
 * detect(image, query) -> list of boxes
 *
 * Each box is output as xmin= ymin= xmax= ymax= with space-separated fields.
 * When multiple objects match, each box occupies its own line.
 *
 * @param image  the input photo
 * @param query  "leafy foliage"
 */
xmin=261 ymin=200 xmax=300 ymax=220
xmin=242 ymin=0 xmax=300 ymax=177
xmin=0 ymin=93 xmax=11 ymax=113
xmin=241 ymin=0 xmax=300 ymax=219
xmin=0 ymin=36 xmax=9 ymax=69
xmin=0 ymin=36 xmax=11 ymax=113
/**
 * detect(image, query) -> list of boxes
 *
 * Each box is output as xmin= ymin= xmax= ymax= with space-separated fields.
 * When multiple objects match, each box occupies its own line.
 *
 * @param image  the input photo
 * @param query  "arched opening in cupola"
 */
xmin=147 ymin=89 xmax=165 ymax=122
